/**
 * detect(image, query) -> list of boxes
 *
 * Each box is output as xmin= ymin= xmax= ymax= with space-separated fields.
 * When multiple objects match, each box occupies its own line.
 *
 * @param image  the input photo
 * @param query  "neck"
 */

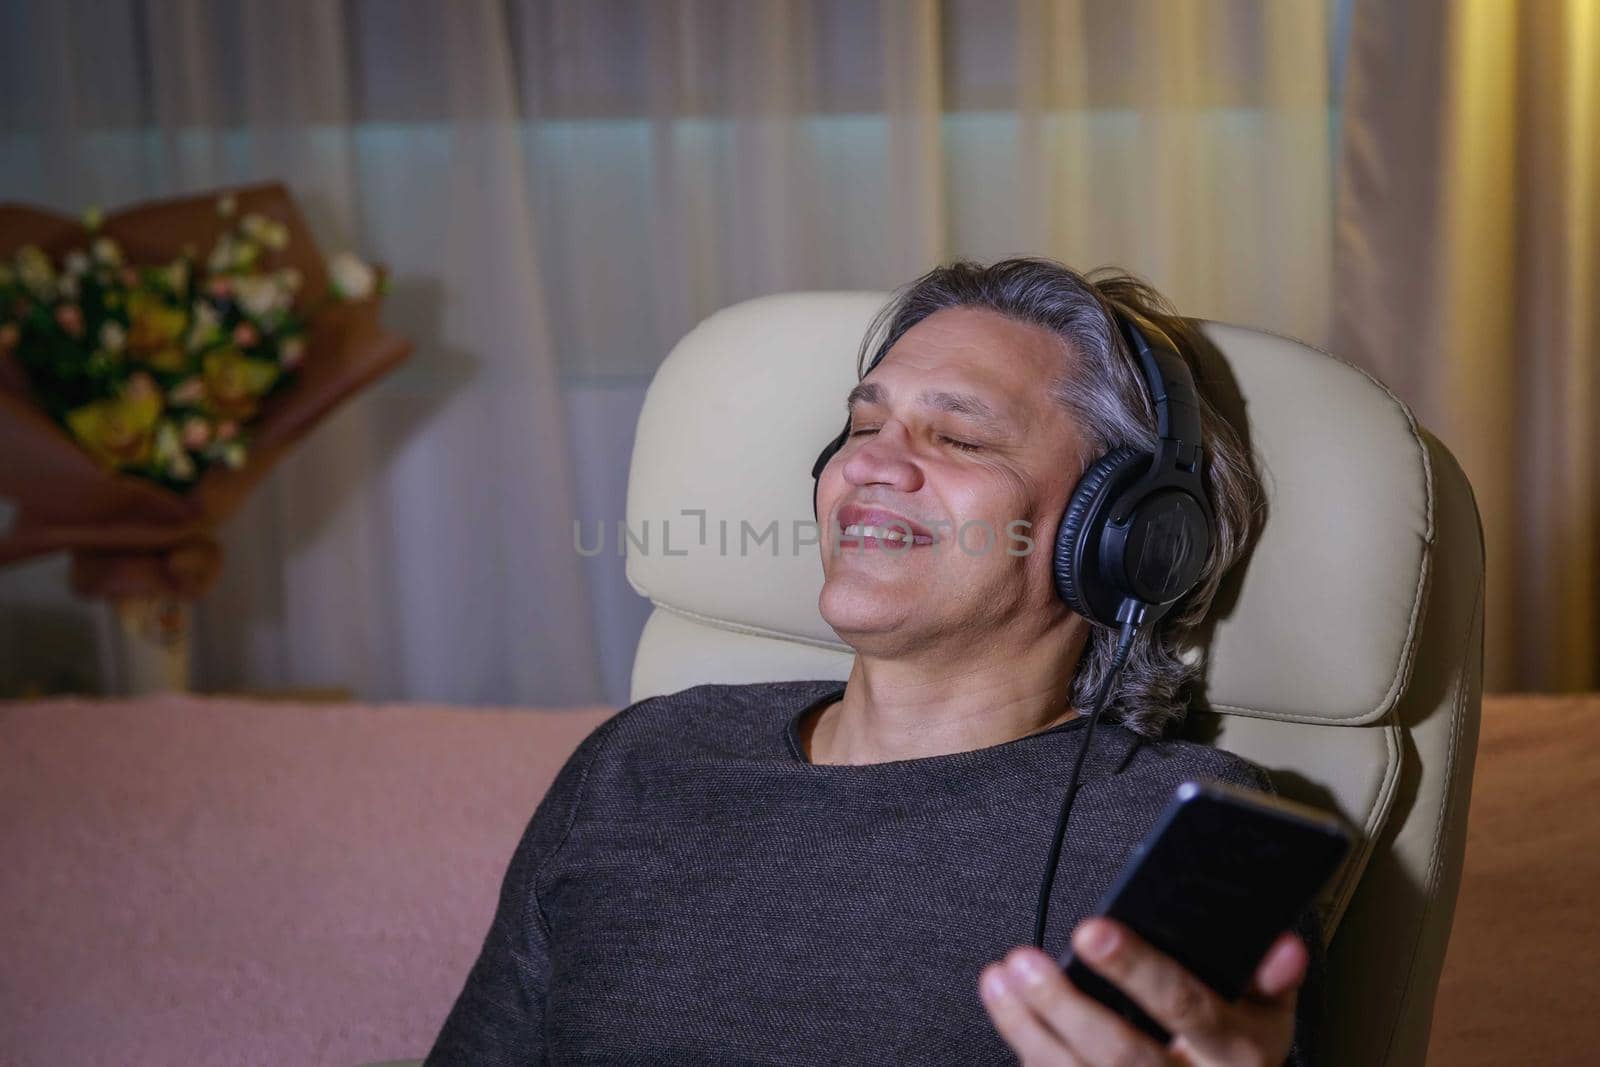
xmin=806 ymin=622 xmax=1089 ymax=765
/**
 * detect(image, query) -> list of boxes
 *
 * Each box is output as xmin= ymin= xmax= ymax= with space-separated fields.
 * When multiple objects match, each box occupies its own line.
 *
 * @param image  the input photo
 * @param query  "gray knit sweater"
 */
xmin=425 ymin=680 xmax=1323 ymax=1065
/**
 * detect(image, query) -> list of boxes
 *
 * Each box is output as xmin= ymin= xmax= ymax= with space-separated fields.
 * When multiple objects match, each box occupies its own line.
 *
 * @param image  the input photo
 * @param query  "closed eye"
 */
xmin=849 ymin=426 xmax=982 ymax=452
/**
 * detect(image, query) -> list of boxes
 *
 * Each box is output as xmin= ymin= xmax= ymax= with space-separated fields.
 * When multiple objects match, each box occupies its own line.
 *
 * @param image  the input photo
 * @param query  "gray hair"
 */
xmin=853 ymin=257 xmax=1266 ymax=739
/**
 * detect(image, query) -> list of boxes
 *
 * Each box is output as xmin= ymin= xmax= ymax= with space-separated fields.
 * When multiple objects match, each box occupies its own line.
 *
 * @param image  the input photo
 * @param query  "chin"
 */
xmin=818 ymin=575 xmax=919 ymax=641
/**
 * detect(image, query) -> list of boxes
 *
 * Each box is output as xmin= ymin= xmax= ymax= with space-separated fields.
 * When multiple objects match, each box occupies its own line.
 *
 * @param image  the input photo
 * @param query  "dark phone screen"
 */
xmin=1057 ymin=779 xmax=1352 ymax=1045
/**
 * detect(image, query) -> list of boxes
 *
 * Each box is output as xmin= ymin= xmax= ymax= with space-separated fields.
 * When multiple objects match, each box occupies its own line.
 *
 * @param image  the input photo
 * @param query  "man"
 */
xmin=426 ymin=258 xmax=1322 ymax=1066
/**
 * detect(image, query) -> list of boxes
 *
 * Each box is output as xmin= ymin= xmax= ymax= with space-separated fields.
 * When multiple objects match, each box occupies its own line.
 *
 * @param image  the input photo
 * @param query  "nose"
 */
xmin=840 ymin=422 xmax=925 ymax=494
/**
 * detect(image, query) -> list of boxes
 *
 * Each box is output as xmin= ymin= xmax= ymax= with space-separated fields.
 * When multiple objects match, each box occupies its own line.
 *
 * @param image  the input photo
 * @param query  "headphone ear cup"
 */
xmin=1053 ymin=445 xmax=1148 ymax=623
xmin=811 ymin=425 xmax=850 ymax=520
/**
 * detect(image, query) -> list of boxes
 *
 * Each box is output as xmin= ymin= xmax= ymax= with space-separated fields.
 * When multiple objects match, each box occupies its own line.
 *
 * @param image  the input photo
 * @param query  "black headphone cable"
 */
xmin=1031 ymin=612 xmax=1142 ymax=953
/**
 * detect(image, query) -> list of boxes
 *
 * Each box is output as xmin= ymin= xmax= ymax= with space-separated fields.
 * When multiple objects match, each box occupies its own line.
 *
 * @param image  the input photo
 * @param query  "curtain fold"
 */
xmin=1 ymin=0 xmax=1337 ymax=705
xmin=1335 ymin=0 xmax=1600 ymax=691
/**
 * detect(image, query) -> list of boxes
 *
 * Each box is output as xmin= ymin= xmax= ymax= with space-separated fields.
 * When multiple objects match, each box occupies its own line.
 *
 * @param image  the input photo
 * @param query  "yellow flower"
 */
xmin=126 ymin=290 xmax=188 ymax=371
xmin=92 ymin=236 xmax=123 ymax=267
xmin=162 ymin=259 xmax=190 ymax=294
xmin=201 ymin=346 xmax=280 ymax=421
xmin=15 ymin=245 xmax=55 ymax=298
xmin=66 ymin=383 xmax=163 ymax=469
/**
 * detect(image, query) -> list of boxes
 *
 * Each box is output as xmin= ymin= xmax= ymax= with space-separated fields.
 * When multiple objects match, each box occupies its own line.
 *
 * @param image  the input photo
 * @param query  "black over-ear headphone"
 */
xmin=810 ymin=307 xmax=1215 ymax=630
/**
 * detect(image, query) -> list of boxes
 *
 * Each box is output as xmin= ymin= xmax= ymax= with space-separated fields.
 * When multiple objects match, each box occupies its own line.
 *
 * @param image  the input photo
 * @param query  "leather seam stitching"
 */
xmin=1194 ymin=319 xmax=1436 ymax=727
xmin=1376 ymin=561 xmax=1481 ymax=1067
xmin=1325 ymin=715 xmax=1403 ymax=938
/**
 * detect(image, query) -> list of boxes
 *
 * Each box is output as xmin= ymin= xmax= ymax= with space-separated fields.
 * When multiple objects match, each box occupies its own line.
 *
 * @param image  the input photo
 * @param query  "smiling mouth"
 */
xmin=840 ymin=522 xmax=935 ymax=548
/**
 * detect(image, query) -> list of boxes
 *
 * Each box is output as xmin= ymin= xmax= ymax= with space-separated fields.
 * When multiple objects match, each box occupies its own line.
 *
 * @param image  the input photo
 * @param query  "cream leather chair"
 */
xmin=626 ymin=292 xmax=1485 ymax=1067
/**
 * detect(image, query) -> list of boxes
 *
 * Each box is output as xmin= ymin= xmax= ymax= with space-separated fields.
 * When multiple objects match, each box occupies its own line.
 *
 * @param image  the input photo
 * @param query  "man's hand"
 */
xmin=978 ymin=918 xmax=1307 ymax=1066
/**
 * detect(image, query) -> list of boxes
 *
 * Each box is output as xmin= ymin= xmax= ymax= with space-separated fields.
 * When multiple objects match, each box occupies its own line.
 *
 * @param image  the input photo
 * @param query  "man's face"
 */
xmin=815 ymin=305 xmax=1091 ymax=656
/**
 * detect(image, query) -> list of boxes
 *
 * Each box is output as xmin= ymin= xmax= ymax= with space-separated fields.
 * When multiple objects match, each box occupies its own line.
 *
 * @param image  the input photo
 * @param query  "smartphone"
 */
xmin=1056 ymin=778 xmax=1353 ymax=1046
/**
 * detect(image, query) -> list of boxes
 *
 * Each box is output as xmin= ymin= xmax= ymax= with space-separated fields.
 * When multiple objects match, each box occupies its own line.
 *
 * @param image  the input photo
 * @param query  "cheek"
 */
xmin=945 ymin=464 xmax=1037 ymax=539
xmin=815 ymin=463 xmax=845 ymax=520
xmin=932 ymin=470 xmax=1038 ymax=569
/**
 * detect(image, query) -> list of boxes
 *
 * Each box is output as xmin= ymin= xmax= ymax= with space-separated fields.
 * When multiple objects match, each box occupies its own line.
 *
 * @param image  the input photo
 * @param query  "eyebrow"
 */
xmin=845 ymin=380 xmax=1009 ymax=434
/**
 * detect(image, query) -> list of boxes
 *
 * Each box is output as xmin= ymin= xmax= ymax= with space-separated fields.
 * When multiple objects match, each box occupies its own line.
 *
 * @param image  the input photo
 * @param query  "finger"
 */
xmin=997 ymin=948 xmax=1170 ymax=1067
xmin=979 ymin=963 xmax=1088 ymax=1066
xmin=1069 ymin=919 xmax=1232 ymax=1040
xmin=1248 ymin=931 xmax=1309 ymax=1002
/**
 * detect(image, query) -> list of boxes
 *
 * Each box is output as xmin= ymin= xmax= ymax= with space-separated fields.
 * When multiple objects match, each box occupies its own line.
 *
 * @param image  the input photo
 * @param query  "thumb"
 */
xmin=1249 ymin=931 xmax=1309 ymax=1004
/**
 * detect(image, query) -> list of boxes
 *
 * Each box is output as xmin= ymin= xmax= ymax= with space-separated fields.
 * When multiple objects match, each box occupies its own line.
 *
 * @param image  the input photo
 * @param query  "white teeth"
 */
xmin=843 ymin=523 xmax=910 ymax=542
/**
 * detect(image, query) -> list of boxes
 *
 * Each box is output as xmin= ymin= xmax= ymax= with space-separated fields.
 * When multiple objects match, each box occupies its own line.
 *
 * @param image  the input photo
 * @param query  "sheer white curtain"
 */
xmin=0 ymin=0 xmax=1338 ymax=706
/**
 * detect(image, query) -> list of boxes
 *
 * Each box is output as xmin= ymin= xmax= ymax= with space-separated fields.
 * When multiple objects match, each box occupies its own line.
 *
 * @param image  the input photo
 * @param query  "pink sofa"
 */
xmin=0 ymin=695 xmax=614 ymax=1067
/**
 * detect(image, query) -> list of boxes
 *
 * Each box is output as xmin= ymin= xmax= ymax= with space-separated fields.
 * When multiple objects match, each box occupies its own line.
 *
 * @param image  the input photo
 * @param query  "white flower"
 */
xmin=207 ymin=235 xmax=236 ymax=274
xmin=232 ymin=275 xmax=287 ymax=319
xmin=92 ymin=236 xmax=123 ymax=266
xmin=99 ymin=320 xmax=126 ymax=352
xmin=64 ymin=250 xmax=91 ymax=277
xmin=239 ymin=214 xmax=290 ymax=252
xmin=187 ymin=301 xmax=222 ymax=352
xmin=59 ymin=274 xmax=81 ymax=301
xmin=217 ymin=194 xmax=237 ymax=218
xmin=328 ymin=251 xmax=376 ymax=300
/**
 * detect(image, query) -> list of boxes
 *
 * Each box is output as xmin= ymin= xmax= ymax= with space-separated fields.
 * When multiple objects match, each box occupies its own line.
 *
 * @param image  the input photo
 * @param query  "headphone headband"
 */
xmin=1115 ymin=312 xmax=1203 ymax=467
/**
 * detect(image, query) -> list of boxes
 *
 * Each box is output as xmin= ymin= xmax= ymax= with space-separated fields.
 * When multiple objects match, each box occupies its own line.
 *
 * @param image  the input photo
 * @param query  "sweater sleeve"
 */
xmin=423 ymin=712 xmax=625 ymax=1066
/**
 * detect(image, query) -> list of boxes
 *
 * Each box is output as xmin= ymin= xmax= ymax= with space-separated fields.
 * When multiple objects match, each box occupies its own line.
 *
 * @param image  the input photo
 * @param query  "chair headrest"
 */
xmin=626 ymin=293 xmax=1433 ymax=726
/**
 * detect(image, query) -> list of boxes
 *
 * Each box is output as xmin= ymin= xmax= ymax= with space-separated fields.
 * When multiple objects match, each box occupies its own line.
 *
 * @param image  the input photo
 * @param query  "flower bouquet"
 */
xmin=0 ymin=182 xmax=410 ymax=691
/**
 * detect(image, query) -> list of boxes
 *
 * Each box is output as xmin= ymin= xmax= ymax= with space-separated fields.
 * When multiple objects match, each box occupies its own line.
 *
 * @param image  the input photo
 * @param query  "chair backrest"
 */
xmin=625 ymin=292 xmax=1484 ymax=1067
